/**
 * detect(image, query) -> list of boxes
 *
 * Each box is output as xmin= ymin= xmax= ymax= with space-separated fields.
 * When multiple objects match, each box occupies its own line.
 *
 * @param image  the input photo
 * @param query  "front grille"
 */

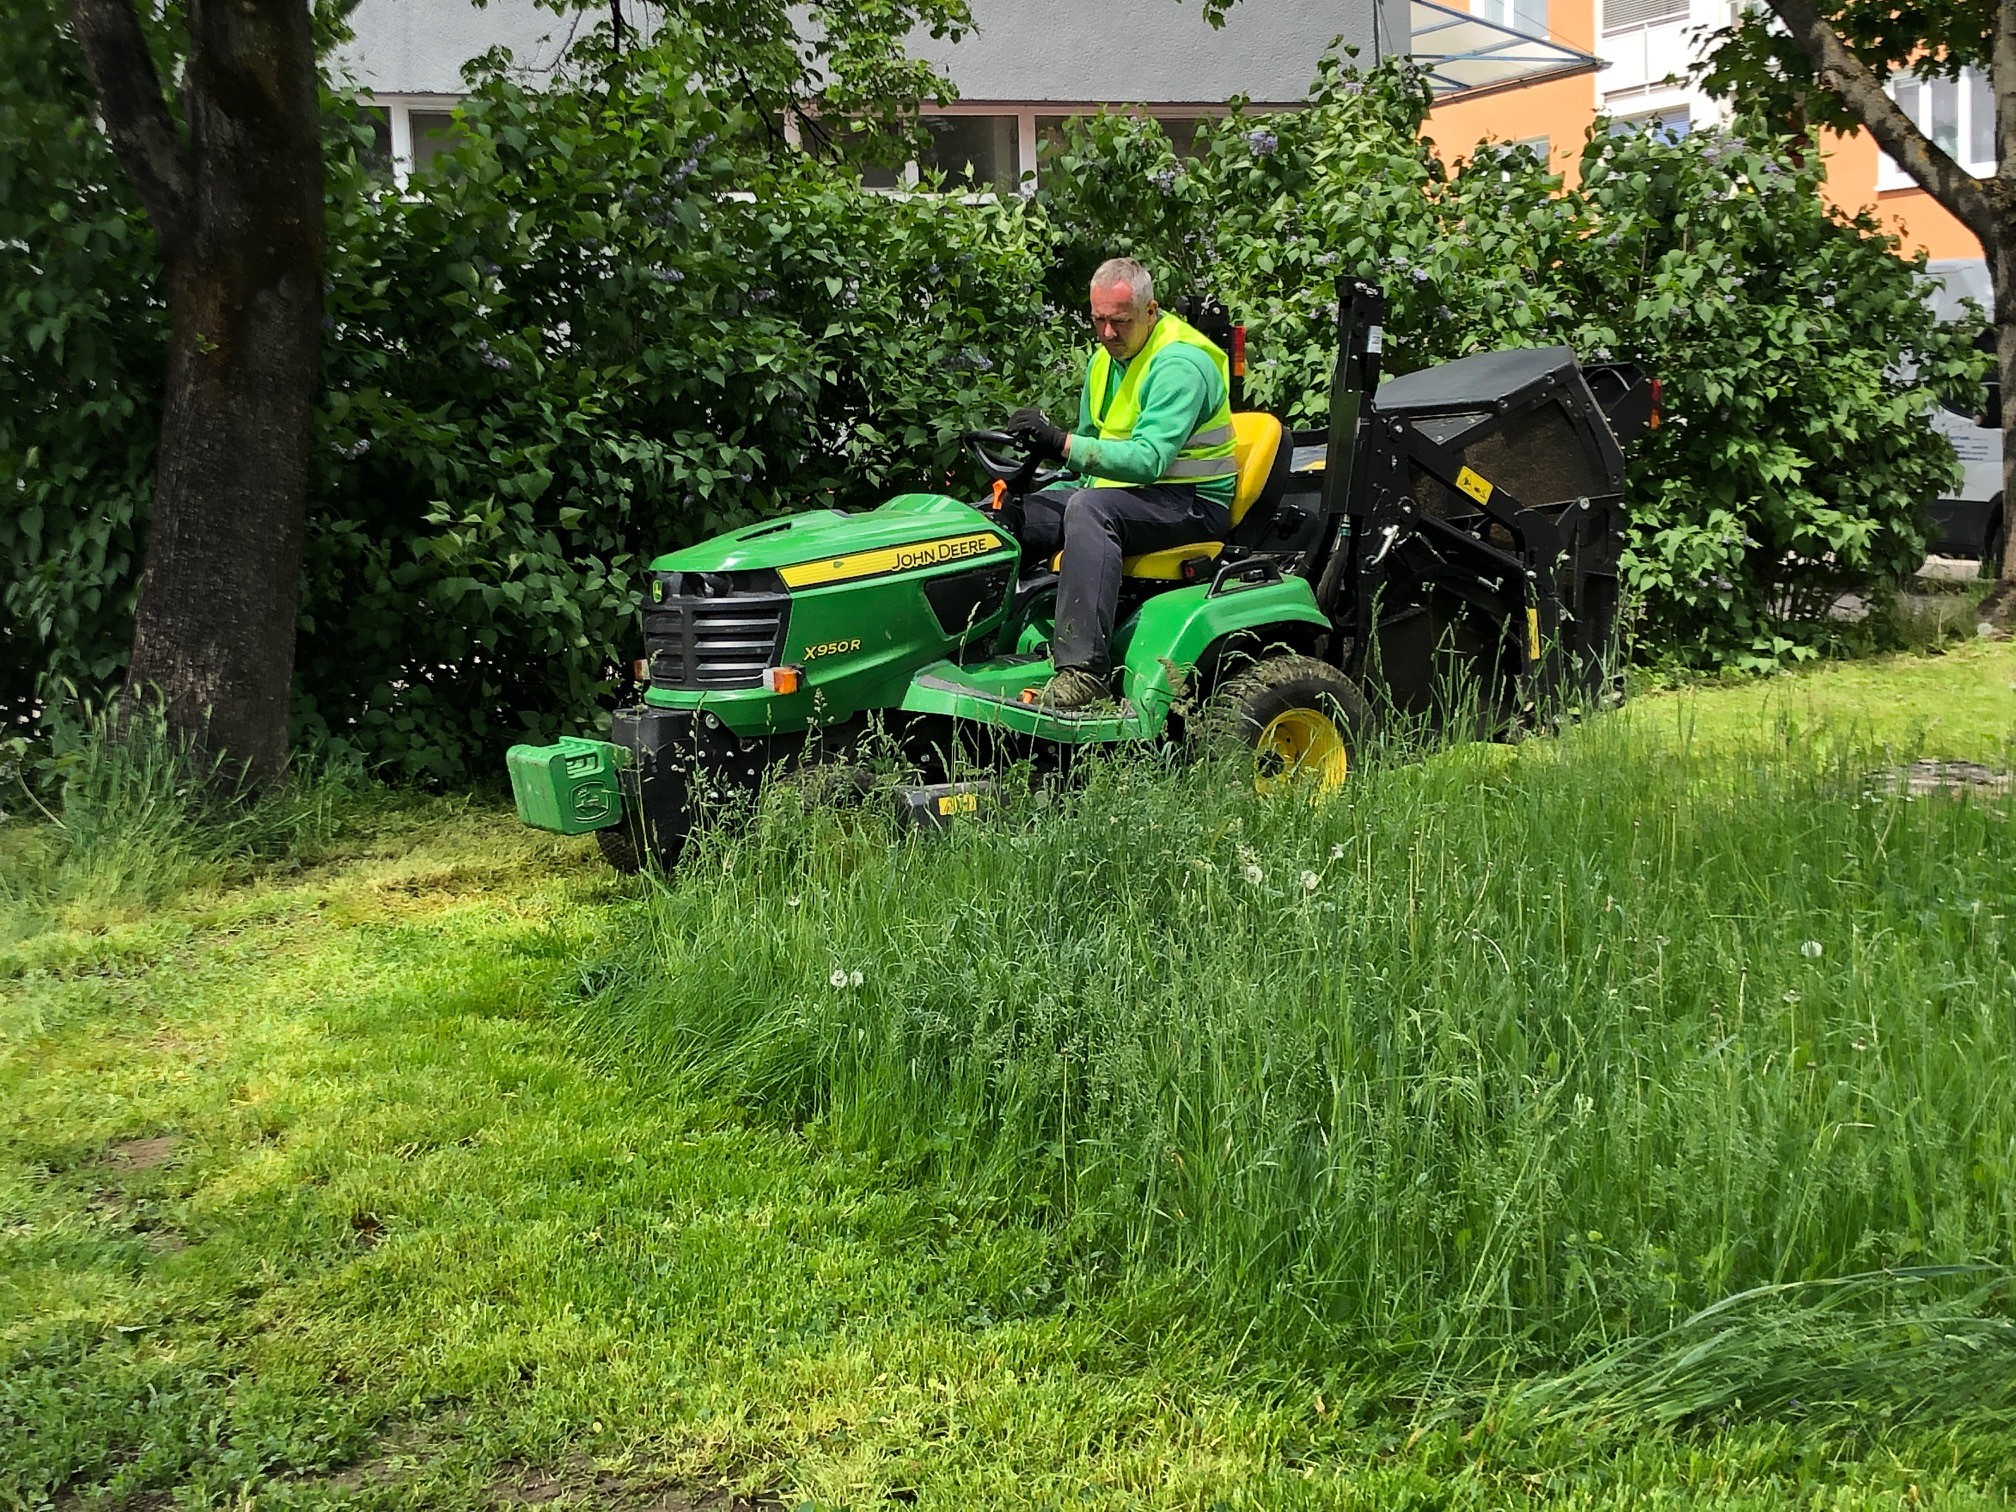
xmin=643 ymin=581 xmax=789 ymax=690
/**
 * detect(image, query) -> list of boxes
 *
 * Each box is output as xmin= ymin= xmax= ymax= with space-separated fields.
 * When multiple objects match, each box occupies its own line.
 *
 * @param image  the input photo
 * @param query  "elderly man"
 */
xmin=1007 ymin=257 xmax=1237 ymax=710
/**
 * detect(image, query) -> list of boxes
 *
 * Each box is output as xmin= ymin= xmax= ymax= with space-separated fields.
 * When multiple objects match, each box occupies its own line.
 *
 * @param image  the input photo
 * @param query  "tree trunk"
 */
xmin=1993 ymin=226 xmax=2016 ymax=617
xmin=70 ymin=0 xmax=324 ymax=785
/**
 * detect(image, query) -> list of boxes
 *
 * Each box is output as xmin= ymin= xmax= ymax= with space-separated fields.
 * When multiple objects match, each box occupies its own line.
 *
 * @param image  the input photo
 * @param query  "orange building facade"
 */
xmin=1419 ymin=0 xmax=1986 ymax=264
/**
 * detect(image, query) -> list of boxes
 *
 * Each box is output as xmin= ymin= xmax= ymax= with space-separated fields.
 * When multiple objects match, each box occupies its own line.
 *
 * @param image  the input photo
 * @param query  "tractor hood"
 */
xmin=648 ymin=492 xmax=1010 ymax=589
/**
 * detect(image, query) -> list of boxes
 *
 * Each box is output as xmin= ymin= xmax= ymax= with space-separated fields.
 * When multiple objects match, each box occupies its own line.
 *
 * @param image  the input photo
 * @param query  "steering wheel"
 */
xmin=962 ymin=429 xmax=1069 ymax=494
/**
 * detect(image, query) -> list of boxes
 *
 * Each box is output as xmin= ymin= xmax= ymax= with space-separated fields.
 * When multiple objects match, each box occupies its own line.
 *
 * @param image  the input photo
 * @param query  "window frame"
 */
xmin=1877 ymin=65 xmax=1995 ymax=189
xmin=358 ymin=93 xmax=465 ymax=188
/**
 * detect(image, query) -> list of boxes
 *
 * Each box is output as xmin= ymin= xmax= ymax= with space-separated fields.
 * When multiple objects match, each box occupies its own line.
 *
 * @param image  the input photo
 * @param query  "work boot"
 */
xmin=1040 ymin=666 xmax=1114 ymax=711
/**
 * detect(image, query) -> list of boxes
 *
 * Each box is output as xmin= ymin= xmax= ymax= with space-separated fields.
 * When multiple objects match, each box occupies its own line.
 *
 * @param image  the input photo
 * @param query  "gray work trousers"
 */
xmin=1018 ymin=483 xmax=1230 ymax=675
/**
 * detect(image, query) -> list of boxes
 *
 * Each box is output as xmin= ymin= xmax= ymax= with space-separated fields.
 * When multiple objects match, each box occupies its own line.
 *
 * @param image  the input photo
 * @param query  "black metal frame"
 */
xmin=1301 ymin=279 xmax=1632 ymax=722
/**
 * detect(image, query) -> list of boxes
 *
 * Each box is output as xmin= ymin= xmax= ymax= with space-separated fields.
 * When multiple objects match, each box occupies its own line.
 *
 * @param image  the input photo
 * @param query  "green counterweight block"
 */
xmin=507 ymin=737 xmax=629 ymax=834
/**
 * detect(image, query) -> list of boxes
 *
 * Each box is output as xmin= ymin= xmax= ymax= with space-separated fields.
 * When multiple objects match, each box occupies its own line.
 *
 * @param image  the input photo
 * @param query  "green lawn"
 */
xmin=3 ymin=644 xmax=2014 ymax=1510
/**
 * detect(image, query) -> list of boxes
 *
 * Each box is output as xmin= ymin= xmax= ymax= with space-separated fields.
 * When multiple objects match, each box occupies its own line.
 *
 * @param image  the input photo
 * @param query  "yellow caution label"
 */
xmin=1455 ymin=466 xmax=1494 ymax=505
xmin=779 ymin=531 xmax=1007 ymax=589
xmin=936 ymin=792 xmax=979 ymax=816
xmin=1526 ymin=606 xmax=1542 ymax=663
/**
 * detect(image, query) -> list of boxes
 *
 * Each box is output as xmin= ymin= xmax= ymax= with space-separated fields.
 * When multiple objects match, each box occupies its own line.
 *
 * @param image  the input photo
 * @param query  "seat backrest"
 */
xmin=1229 ymin=412 xmax=1285 ymax=528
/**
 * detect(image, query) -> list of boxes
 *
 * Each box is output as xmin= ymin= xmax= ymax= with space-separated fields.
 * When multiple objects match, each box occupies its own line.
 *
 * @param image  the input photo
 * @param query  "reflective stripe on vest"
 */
xmin=1085 ymin=312 xmax=1237 ymax=489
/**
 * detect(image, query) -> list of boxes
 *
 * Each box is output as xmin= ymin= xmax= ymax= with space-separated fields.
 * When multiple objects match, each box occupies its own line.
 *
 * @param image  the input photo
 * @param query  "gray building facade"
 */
xmin=332 ymin=0 xmax=1577 ymax=185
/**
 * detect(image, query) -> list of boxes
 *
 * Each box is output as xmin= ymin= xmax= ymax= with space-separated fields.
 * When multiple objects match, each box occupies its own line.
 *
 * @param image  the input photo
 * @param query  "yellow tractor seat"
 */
xmin=1048 ymin=412 xmax=1288 ymax=581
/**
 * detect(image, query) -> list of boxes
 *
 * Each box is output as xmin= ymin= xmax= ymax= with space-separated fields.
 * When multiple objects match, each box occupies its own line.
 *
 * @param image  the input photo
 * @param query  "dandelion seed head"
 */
xmin=848 ymin=969 xmax=863 ymax=988
xmin=1801 ymin=940 xmax=1823 ymax=959
xmin=1300 ymin=870 xmax=1320 ymax=892
xmin=1244 ymin=862 xmax=1265 ymax=885
xmin=830 ymin=968 xmax=849 ymax=988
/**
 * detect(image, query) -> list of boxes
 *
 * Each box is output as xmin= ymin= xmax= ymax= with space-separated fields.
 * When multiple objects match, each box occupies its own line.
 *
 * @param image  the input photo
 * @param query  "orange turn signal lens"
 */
xmin=762 ymin=665 xmax=803 ymax=695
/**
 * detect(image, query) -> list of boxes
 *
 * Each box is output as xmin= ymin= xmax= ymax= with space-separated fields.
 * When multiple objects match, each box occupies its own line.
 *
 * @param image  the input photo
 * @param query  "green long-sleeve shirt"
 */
xmin=1065 ymin=338 xmax=1236 ymax=511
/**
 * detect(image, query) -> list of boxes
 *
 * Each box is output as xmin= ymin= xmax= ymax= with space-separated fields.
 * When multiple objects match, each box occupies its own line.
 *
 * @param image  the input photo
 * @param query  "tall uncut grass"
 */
xmin=587 ymin=714 xmax=2015 ymax=1420
xmin=1 ymin=707 xmax=347 ymax=930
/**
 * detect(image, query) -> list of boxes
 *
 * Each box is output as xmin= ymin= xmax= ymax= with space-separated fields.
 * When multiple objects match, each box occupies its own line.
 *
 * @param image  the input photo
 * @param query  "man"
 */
xmin=1006 ymin=257 xmax=1237 ymax=710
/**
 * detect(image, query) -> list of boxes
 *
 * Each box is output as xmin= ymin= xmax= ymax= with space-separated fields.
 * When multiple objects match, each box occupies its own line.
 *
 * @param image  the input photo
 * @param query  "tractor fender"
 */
xmin=1117 ymin=575 xmax=1332 ymax=731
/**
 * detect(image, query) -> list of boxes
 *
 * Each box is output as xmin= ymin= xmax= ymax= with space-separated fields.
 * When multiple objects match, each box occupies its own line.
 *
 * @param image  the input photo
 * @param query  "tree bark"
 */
xmin=68 ymin=0 xmax=324 ymax=783
xmin=1994 ymin=0 xmax=2016 ymax=607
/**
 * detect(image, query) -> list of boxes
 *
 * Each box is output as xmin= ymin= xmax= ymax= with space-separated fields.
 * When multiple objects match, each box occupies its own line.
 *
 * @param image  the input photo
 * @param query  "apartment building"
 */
xmin=330 ymin=0 xmax=1592 ymax=188
xmin=1418 ymin=0 xmax=1986 ymax=261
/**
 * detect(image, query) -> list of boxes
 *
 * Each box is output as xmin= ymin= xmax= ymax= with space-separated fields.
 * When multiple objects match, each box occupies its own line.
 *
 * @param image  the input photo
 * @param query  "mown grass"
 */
xmin=2 ymin=645 xmax=2013 ymax=1509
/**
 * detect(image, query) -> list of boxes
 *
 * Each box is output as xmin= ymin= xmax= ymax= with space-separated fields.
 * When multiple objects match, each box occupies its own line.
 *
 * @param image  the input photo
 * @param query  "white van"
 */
xmin=1922 ymin=258 xmax=2005 ymax=572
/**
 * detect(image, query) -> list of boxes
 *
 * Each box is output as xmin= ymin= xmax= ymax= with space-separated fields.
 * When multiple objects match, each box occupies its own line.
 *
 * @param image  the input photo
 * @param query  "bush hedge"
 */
xmin=0 ymin=17 xmax=1987 ymax=778
xmin=1035 ymin=57 xmax=1986 ymax=668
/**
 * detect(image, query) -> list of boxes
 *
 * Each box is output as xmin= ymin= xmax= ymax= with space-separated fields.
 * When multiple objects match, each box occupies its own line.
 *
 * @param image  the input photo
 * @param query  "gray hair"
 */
xmin=1091 ymin=257 xmax=1155 ymax=309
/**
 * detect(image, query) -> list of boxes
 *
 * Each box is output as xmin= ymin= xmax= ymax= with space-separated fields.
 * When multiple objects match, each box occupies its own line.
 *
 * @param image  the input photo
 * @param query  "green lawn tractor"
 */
xmin=507 ymin=282 xmax=1654 ymax=870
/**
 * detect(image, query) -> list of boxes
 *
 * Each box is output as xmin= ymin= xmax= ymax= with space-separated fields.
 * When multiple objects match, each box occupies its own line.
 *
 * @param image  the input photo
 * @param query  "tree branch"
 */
xmin=1765 ymin=0 xmax=1997 ymax=244
xmin=66 ymin=0 xmax=192 ymax=254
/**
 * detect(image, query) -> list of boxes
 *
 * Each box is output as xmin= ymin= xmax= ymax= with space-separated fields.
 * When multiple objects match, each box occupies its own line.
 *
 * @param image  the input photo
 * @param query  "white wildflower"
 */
xmin=848 ymin=969 xmax=863 ymax=988
xmin=1300 ymin=870 xmax=1320 ymax=892
xmin=830 ymin=968 xmax=849 ymax=988
xmin=785 ymin=895 xmax=801 ymax=908
xmin=1801 ymin=940 xmax=1823 ymax=959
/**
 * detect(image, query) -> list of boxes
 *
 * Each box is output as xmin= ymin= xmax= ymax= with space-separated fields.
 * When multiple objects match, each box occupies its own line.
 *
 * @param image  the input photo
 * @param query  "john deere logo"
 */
xmin=650 ymin=579 xmax=665 ymax=602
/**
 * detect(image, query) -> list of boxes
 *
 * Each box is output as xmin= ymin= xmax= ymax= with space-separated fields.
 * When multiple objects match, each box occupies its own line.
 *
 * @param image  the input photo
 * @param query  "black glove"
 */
xmin=1006 ymin=406 xmax=1069 ymax=463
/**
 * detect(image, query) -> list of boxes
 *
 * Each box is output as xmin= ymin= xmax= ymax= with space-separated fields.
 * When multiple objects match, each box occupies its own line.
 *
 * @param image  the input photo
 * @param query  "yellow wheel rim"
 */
xmin=1252 ymin=707 xmax=1348 ymax=794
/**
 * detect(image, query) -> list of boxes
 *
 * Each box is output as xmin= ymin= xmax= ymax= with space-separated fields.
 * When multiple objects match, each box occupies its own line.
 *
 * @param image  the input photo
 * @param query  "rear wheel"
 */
xmin=1983 ymin=508 xmax=2006 ymax=580
xmin=1194 ymin=654 xmax=1374 ymax=794
xmin=594 ymin=821 xmax=646 ymax=875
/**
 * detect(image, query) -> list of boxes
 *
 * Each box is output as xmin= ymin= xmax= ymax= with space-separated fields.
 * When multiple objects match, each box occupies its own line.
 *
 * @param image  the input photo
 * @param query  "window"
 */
xmin=359 ymin=106 xmax=393 ymax=179
xmin=1881 ymin=67 xmax=1994 ymax=186
xmin=1609 ymin=107 xmax=1690 ymax=141
xmin=1604 ymin=0 xmax=1688 ymax=33
xmin=356 ymin=97 xmax=471 ymax=187
xmin=920 ymin=115 xmax=1020 ymax=191
xmin=408 ymin=110 xmax=465 ymax=177
xmin=1036 ymin=111 xmax=1225 ymax=168
xmin=1475 ymin=0 xmax=1550 ymax=36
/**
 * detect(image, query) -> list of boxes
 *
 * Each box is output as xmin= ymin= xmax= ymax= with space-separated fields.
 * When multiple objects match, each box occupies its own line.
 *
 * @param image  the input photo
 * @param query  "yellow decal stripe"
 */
xmin=1455 ymin=466 xmax=1494 ymax=505
xmin=778 ymin=531 xmax=1007 ymax=589
xmin=1527 ymin=606 xmax=1542 ymax=663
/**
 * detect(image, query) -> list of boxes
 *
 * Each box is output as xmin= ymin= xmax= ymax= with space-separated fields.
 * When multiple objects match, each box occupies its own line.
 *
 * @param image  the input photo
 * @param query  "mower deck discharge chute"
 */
xmin=507 ymin=284 xmax=1653 ymax=870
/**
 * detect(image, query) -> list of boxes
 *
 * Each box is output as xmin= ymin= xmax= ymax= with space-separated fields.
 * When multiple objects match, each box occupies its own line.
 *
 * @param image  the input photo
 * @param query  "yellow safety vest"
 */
xmin=1085 ymin=312 xmax=1238 ymax=490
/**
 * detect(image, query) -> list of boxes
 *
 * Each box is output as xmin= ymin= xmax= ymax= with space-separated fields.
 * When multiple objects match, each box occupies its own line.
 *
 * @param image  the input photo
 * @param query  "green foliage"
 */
xmin=0 ymin=0 xmax=164 ymax=725
xmin=2 ymin=16 xmax=1987 ymax=770
xmin=1037 ymin=58 xmax=1986 ymax=666
xmin=1697 ymin=0 xmax=1994 ymax=139
xmin=304 ymin=32 xmax=1056 ymax=779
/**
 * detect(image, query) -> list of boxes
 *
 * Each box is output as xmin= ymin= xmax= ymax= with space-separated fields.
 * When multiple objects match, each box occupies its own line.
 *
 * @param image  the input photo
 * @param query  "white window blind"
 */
xmin=1604 ymin=0 xmax=1689 ymax=32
